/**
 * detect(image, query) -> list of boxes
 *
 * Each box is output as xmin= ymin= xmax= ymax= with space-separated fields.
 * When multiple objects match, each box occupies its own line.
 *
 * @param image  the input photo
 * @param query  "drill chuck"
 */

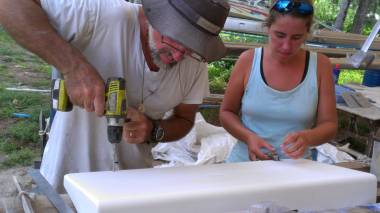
xmin=106 ymin=117 xmax=124 ymax=143
xmin=107 ymin=126 xmax=123 ymax=144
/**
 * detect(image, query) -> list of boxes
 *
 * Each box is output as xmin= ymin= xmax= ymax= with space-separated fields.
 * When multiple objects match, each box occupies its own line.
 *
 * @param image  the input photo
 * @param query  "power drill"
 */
xmin=51 ymin=77 xmax=127 ymax=171
xmin=104 ymin=78 xmax=127 ymax=171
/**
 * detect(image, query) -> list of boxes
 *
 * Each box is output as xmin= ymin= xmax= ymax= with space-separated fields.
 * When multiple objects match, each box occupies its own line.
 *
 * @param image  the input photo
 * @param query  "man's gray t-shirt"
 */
xmin=40 ymin=0 xmax=209 ymax=192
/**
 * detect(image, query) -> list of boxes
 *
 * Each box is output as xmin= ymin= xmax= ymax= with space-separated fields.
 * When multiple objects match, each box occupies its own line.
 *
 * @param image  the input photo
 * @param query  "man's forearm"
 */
xmin=0 ymin=0 xmax=85 ymax=75
xmin=160 ymin=114 xmax=195 ymax=142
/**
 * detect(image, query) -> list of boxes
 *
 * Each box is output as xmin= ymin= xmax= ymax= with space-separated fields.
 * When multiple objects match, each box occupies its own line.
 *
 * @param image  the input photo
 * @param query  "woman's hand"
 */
xmin=281 ymin=131 xmax=310 ymax=159
xmin=246 ymin=135 xmax=276 ymax=161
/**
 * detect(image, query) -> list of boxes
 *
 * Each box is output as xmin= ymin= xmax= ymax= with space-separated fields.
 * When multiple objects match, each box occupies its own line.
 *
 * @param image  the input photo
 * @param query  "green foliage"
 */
xmin=0 ymin=27 xmax=50 ymax=168
xmin=337 ymin=69 xmax=364 ymax=85
xmin=1 ymin=148 xmax=36 ymax=168
xmin=7 ymin=121 xmax=39 ymax=143
xmin=314 ymin=0 xmax=341 ymax=28
xmin=221 ymin=31 xmax=267 ymax=43
xmin=0 ymin=27 xmax=51 ymax=89
xmin=208 ymin=60 xmax=235 ymax=93
xmin=0 ymin=138 xmax=37 ymax=168
xmin=0 ymin=139 xmax=18 ymax=154
xmin=314 ymin=0 xmax=379 ymax=34
xmin=199 ymin=108 xmax=220 ymax=126
xmin=0 ymin=26 xmax=15 ymax=44
xmin=0 ymin=89 xmax=50 ymax=119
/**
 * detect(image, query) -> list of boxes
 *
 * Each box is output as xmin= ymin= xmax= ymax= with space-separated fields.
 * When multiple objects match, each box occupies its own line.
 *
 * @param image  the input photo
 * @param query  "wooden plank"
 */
xmin=225 ymin=42 xmax=380 ymax=69
xmin=203 ymin=94 xmax=224 ymax=105
xmin=225 ymin=41 xmax=364 ymax=58
xmin=313 ymin=29 xmax=380 ymax=50
xmin=223 ymin=18 xmax=380 ymax=50
xmin=224 ymin=18 xmax=266 ymax=36
xmin=335 ymin=161 xmax=370 ymax=172
xmin=224 ymin=17 xmax=266 ymax=36
xmin=336 ymin=104 xmax=380 ymax=121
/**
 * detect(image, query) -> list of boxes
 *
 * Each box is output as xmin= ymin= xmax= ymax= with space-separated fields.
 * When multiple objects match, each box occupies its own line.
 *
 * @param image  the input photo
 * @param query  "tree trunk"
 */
xmin=334 ymin=0 xmax=352 ymax=30
xmin=351 ymin=0 xmax=371 ymax=34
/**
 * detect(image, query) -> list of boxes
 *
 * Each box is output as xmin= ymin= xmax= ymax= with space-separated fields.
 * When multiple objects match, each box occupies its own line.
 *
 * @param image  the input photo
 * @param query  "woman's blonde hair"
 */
xmin=264 ymin=0 xmax=314 ymax=32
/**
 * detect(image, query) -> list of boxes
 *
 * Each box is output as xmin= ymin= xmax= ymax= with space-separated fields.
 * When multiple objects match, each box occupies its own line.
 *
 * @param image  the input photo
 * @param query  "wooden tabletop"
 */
xmin=336 ymin=104 xmax=380 ymax=121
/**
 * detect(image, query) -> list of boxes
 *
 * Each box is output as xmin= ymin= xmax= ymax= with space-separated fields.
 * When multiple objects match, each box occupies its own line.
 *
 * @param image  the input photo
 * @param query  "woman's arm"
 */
xmin=220 ymin=49 xmax=275 ymax=160
xmin=282 ymin=53 xmax=338 ymax=159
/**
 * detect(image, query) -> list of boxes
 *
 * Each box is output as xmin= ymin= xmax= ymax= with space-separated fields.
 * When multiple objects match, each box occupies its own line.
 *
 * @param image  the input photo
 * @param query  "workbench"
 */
xmin=1 ymin=161 xmax=378 ymax=212
xmin=64 ymin=159 xmax=376 ymax=212
xmin=336 ymin=84 xmax=380 ymax=157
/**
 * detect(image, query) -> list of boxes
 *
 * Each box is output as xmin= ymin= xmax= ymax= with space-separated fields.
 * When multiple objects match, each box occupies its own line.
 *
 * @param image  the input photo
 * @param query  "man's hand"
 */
xmin=281 ymin=131 xmax=310 ymax=159
xmin=63 ymin=62 xmax=105 ymax=116
xmin=122 ymin=107 xmax=153 ymax=144
xmin=246 ymin=134 xmax=275 ymax=161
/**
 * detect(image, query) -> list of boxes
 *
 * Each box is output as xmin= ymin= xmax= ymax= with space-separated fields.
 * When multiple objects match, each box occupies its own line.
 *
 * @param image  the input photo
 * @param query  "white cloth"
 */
xmin=152 ymin=113 xmax=237 ymax=167
xmin=315 ymin=143 xmax=354 ymax=164
xmin=40 ymin=0 xmax=209 ymax=192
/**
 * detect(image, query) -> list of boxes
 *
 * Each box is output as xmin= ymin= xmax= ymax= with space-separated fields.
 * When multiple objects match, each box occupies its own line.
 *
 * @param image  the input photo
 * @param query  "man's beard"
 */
xmin=148 ymin=25 xmax=177 ymax=70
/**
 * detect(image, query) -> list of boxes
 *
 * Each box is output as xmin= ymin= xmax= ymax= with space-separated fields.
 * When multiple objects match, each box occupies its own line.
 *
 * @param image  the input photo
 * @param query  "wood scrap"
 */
xmin=12 ymin=176 xmax=35 ymax=213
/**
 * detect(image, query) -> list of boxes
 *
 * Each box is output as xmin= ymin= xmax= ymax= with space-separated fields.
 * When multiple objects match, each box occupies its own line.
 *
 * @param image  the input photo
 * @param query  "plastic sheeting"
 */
xmin=152 ymin=113 xmax=355 ymax=167
xmin=316 ymin=143 xmax=355 ymax=164
xmin=152 ymin=113 xmax=237 ymax=167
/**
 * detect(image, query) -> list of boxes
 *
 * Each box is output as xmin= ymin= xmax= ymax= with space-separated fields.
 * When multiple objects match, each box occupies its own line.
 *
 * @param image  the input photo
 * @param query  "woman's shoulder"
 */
xmin=314 ymin=52 xmax=333 ymax=86
xmin=315 ymin=52 xmax=332 ymax=71
xmin=315 ymin=52 xmax=330 ymax=62
xmin=231 ymin=48 xmax=258 ymax=84
xmin=237 ymin=48 xmax=256 ymax=64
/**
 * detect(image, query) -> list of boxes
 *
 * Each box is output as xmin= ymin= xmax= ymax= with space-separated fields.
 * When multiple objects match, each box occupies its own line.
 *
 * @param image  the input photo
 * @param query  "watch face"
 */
xmin=151 ymin=120 xmax=164 ymax=143
xmin=155 ymin=126 xmax=164 ymax=141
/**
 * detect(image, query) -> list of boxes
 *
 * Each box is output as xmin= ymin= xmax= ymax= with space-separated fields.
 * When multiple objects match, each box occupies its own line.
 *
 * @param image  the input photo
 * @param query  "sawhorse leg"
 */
xmin=366 ymin=121 xmax=380 ymax=157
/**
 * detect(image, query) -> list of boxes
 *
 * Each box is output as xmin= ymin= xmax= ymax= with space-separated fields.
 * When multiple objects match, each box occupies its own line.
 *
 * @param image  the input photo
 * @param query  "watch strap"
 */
xmin=148 ymin=119 xmax=164 ymax=144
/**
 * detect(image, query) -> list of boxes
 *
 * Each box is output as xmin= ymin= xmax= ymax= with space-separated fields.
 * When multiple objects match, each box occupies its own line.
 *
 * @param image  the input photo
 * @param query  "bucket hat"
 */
xmin=142 ymin=0 xmax=230 ymax=62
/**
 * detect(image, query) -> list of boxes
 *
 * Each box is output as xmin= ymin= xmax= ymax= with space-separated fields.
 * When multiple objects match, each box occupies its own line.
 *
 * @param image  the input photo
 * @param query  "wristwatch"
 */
xmin=149 ymin=120 xmax=164 ymax=143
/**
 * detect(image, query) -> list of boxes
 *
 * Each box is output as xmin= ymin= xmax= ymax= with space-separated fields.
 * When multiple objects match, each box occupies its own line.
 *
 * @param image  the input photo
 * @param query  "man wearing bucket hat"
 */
xmin=0 ymin=0 xmax=230 ymax=192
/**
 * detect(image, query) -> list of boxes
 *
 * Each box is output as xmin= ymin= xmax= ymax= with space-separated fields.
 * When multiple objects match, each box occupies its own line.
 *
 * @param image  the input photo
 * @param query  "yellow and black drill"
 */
xmin=104 ymin=78 xmax=127 ymax=171
xmin=51 ymin=77 xmax=127 ymax=171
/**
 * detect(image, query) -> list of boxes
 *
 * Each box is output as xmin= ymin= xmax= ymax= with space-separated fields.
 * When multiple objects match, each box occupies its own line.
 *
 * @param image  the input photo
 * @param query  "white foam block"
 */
xmin=64 ymin=159 xmax=376 ymax=212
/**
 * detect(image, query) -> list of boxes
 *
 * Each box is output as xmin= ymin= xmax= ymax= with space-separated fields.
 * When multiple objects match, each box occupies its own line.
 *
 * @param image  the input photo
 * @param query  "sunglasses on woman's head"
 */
xmin=272 ymin=0 xmax=314 ymax=15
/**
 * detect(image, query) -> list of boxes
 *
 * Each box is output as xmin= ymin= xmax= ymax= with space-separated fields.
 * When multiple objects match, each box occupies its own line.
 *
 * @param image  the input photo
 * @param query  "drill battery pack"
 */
xmin=51 ymin=79 xmax=73 ymax=112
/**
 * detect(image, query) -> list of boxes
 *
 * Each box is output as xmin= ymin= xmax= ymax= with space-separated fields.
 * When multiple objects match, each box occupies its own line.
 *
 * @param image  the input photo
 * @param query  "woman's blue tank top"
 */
xmin=226 ymin=48 xmax=318 ymax=162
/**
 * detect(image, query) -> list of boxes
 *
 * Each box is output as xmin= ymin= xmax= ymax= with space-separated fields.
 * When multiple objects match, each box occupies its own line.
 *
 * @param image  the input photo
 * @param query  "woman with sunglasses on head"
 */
xmin=220 ymin=0 xmax=337 ymax=162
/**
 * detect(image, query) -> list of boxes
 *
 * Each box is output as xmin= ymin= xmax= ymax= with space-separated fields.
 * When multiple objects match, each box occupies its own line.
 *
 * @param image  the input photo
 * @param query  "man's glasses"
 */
xmin=161 ymin=36 xmax=205 ymax=62
xmin=272 ymin=0 xmax=314 ymax=15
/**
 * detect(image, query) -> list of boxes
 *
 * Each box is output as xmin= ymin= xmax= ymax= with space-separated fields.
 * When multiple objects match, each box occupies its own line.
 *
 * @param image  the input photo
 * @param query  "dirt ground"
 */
xmin=0 ymin=54 xmax=47 ymax=201
xmin=0 ymin=166 xmax=34 ymax=198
